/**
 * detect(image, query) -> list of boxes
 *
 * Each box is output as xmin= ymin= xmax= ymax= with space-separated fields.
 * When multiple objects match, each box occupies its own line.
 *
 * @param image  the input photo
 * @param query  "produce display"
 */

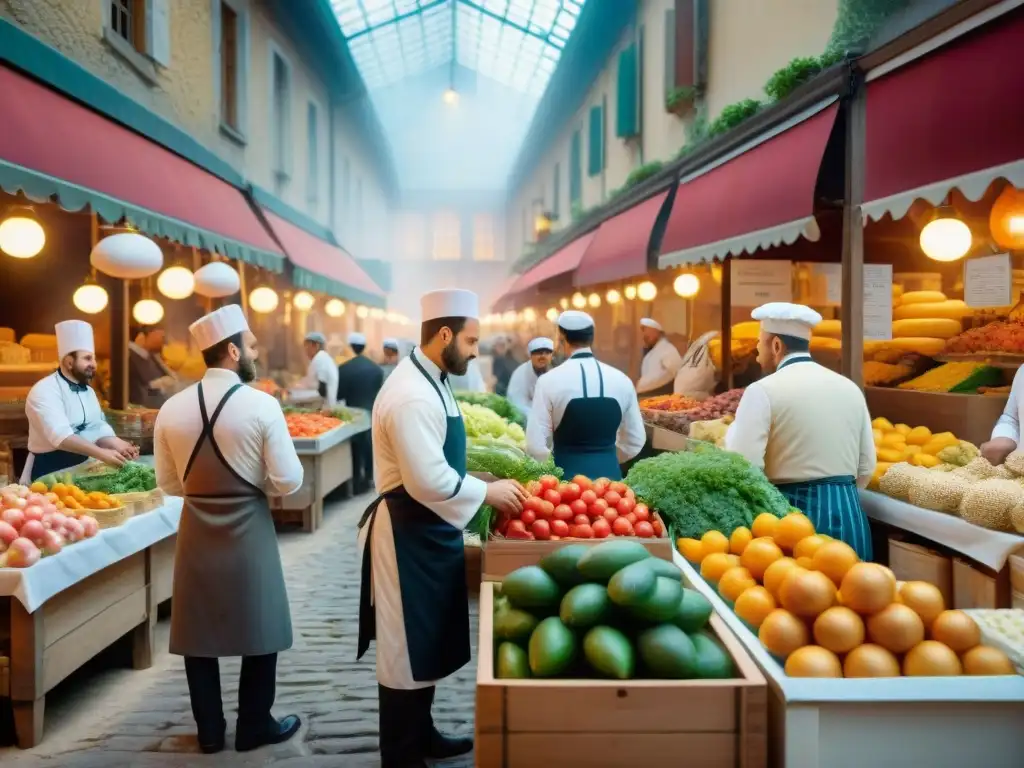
xmin=30 ymin=478 xmax=125 ymax=512
xmin=639 ymin=394 xmax=703 ymax=412
xmin=493 ymin=540 xmax=734 ymax=680
xmin=943 ymin=321 xmax=1024 ymax=356
xmin=962 ymin=609 xmax=1024 ymax=671
xmin=868 ymin=418 xmax=972 ymax=487
xmin=679 ymin=510 xmax=1014 ymax=677
xmin=687 ymin=416 xmax=732 ymax=447
xmin=896 ymin=362 xmax=1002 ymax=393
xmin=285 ymin=412 xmax=343 ymax=438
xmin=252 ymin=379 xmax=281 ymax=396
xmin=454 ymin=391 xmax=525 ymax=428
xmin=0 ymin=484 xmax=101 ymax=568
xmin=459 ymin=402 xmax=526 ymax=449
xmin=492 ymin=474 xmax=664 ymax=541
xmin=58 ymin=462 xmax=157 ymax=495
xmin=624 ymin=445 xmax=790 ymax=540
xmin=683 ymin=388 xmax=745 ymax=422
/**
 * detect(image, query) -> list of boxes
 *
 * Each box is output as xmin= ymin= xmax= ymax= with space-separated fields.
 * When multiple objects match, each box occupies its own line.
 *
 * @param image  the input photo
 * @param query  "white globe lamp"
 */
xmin=90 ymin=232 xmax=163 ymax=278
xmin=673 ymin=273 xmax=701 ymax=298
xmin=0 ymin=214 xmax=45 ymax=259
xmin=293 ymin=291 xmax=315 ymax=311
xmin=73 ymin=284 xmax=109 ymax=314
xmin=132 ymin=298 xmax=165 ymax=325
xmin=157 ymin=266 xmax=195 ymax=300
xmin=325 ymin=299 xmax=345 ymax=317
xmin=249 ymin=286 xmax=279 ymax=314
xmin=194 ymin=261 xmax=240 ymax=298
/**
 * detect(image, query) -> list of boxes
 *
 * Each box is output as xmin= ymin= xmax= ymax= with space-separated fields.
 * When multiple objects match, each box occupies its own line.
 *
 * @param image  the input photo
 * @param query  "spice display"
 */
xmin=285 ymin=412 xmax=343 ymax=438
xmin=638 ymin=394 xmax=703 ymax=412
xmin=863 ymin=361 xmax=913 ymax=386
xmin=684 ymin=388 xmax=744 ymax=422
xmin=943 ymin=321 xmax=1024 ymax=355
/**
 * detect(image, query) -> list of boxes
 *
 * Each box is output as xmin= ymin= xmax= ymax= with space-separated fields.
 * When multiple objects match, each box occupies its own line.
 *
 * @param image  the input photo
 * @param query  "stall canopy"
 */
xmin=575 ymin=191 xmax=670 ymax=286
xmin=0 ymin=65 xmax=284 ymax=271
xmin=511 ymin=230 xmax=598 ymax=294
xmin=490 ymin=274 xmax=524 ymax=313
xmin=862 ymin=10 xmax=1024 ymax=222
xmin=658 ymin=99 xmax=839 ymax=268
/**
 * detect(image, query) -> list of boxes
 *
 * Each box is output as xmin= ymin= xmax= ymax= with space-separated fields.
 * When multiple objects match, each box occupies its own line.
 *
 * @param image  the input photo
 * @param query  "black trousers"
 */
xmin=352 ymin=432 xmax=374 ymax=492
xmin=183 ymin=654 xmax=277 ymax=740
xmin=378 ymin=684 xmax=435 ymax=766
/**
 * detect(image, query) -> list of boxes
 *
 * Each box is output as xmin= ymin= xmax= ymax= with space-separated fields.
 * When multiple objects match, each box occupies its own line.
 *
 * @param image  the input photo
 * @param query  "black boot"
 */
xmin=379 ymin=684 xmax=429 ymax=768
xmin=424 ymin=686 xmax=473 ymax=759
xmin=234 ymin=654 xmax=301 ymax=752
xmin=235 ymin=714 xmax=302 ymax=752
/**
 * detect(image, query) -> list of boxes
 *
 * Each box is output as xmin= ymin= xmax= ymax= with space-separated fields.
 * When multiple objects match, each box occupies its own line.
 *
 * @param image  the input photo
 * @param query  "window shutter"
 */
xmin=616 ymin=43 xmax=639 ymax=138
xmin=146 ymin=0 xmax=172 ymax=67
xmin=569 ymin=130 xmax=582 ymax=208
xmin=673 ymin=0 xmax=709 ymax=92
xmin=587 ymin=105 xmax=603 ymax=177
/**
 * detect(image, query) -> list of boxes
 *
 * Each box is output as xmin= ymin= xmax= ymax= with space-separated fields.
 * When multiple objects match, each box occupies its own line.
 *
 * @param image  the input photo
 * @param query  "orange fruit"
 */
xmin=718 ymin=566 xmax=757 ymax=603
xmin=759 ymin=609 xmax=809 ymax=659
xmin=700 ymin=552 xmax=739 ymax=583
xmin=898 ymin=581 xmax=945 ymax=626
xmin=729 ymin=526 xmax=753 ymax=555
xmin=930 ymin=610 xmax=981 ymax=653
xmin=843 ymin=644 xmax=901 ymax=678
xmin=813 ymin=606 xmax=865 ymax=654
xmin=812 ymin=541 xmax=859 ymax=586
xmin=795 ymin=556 xmax=815 ymax=569
xmin=751 ymin=512 xmax=779 ymax=539
xmin=740 ymin=537 xmax=784 ymax=581
xmin=839 ymin=563 xmax=894 ymax=615
xmin=793 ymin=534 xmax=829 ymax=561
xmin=678 ymin=538 xmax=704 ymax=564
xmin=866 ymin=603 xmax=925 ymax=654
xmin=784 ymin=645 xmax=843 ymax=678
xmin=773 ymin=512 xmax=815 ymax=551
xmin=734 ymin=586 xmax=776 ymax=628
xmin=701 ymin=530 xmax=730 ymax=556
xmin=961 ymin=645 xmax=1015 ymax=675
xmin=778 ymin=569 xmax=836 ymax=618
xmin=763 ymin=557 xmax=800 ymax=598
xmin=903 ymin=640 xmax=962 ymax=676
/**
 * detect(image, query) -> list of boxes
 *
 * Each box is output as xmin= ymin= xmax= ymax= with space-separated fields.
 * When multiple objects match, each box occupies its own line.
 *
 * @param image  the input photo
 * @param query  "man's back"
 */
xmin=338 ymin=355 xmax=384 ymax=410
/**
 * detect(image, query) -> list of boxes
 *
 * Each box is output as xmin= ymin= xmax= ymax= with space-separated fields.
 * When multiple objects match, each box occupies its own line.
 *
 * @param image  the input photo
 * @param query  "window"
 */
xmin=219 ymin=2 xmax=239 ymax=130
xmin=306 ymin=102 xmax=319 ymax=207
xmin=271 ymin=49 xmax=292 ymax=182
xmin=110 ymin=0 xmax=145 ymax=50
xmin=432 ymin=212 xmax=461 ymax=261
xmin=105 ymin=0 xmax=169 ymax=78
xmin=472 ymin=214 xmax=496 ymax=262
xmin=396 ymin=213 xmax=426 ymax=261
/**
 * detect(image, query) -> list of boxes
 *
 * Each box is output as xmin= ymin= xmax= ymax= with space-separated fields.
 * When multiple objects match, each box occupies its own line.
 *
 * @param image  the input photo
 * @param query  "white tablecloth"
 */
xmin=0 ymin=497 xmax=182 ymax=613
xmin=860 ymin=489 xmax=1024 ymax=571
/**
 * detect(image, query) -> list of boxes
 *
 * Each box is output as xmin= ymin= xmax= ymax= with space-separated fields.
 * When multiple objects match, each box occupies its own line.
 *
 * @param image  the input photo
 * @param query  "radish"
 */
xmin=5 ymin=537 xmax=41 ymax=568
xmin=0 ymin=520 xmax=18 ymax=546
xmin=23 ymin=505 xmax=44 ymax=522
xmin=20 ymin=519 xmax=46 ymax=544
xmin=40 ymin=529 xmax=64 ymax=556
xmin=79 ymin=516 xmax=100 ymax=538
xmin=2 ymin=507 xmax=25 ymax=530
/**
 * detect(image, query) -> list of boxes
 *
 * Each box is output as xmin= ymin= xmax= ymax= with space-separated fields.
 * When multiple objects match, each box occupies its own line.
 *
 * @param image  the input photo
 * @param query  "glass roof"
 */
xmin=329 ymin=0 xmax=587 ymax=96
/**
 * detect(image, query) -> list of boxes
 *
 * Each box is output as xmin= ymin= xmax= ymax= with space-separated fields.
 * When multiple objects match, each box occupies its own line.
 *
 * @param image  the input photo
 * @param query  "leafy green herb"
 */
xmin=73 ymin=462 xmax=157 ymax=494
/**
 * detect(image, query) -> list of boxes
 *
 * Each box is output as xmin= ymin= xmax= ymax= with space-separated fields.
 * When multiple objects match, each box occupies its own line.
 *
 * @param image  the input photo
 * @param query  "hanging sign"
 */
xmin=964 ymin=253 xmax=1012 ymax=308
xmin=731 ymin=260 xmax=793 ymax=306
xmin=863 ymin=264 xmax=893 ymax=341
xmin=809 ymin=263 xmax=842 ymax=307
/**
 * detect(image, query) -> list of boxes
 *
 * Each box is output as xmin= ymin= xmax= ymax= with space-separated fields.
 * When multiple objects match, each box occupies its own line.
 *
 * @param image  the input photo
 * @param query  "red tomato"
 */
xmin=609 ymin=481 xmax=628 ymax=496
xmin=624 ymin=486 xmax=636 ymax=500
xmin=592 ymin=518 xmax=612 ymax=538
xmin=580 ymin=489 xmax=598 ymax=506
xmin=507 ymin=519 xmax=527 ymax=534
xmin=531 ymin=520 xmax=551 ymax=540
xmin=625 ymin=512 xmax=638 ymax=525
xmin=569 ymin=499 xmax=588 ymax=517
xmin=559 ymin=482 xmax=581 ymax=503
xmin=572 ymin=475 xmax=592 ymax=492
xmin=602 ymin=506 xmax=619 ymax=523
xmin=506 ymin=527 xmax=534 ymax=540
xmin=526 ymin=480 xmax=542 ymax=497
xmin=539 ymin=475 xmax=559 ymax=491
xmin=520 ymin=508 xmax=536 ymax=526
xmin=551 ymin=519 xmax=570 ymax=537
xmin=633 ymin=504 xmax=650 ymax=523
xmin=589 ymin=498 xmax=609 ymax=514
xmin=539 ymin=500 xmax=555 ymax=519
xmin=612 ymin=517 xmax=633 ymax=536
xmin=616 ymin=497 xmax=635 ymax=515
xmin=572 ymin=523 xmax=594 ymax=539
xmin=634 ymin=521 xmax=654 ymax=538
xmin=593 ymin=480 xmax=609 ymax=497
xmin=573 ymin=513 xmax=590 ymax=526
xmin=652 ymin=518 xmax=664 ymax=537
xmin=523 ymin=496 xmax=542 ymax=514
xmin=542 ymin=489 xmax=562 ymax=506
xmin=553 ymin=504 xmax=574 ymax=522
xmin=603 ymin=490 xmax=622 ymax=507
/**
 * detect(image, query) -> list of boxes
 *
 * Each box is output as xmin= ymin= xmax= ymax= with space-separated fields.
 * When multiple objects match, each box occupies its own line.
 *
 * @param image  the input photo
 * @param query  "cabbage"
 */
xmin=459 ymin=402 xmax=525 ymax=449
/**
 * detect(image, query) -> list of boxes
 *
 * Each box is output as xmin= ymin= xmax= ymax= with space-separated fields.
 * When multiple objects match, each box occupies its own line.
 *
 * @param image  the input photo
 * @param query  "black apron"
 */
xmin=552 ymin=353 xmax=624 ymax=481
xmin=638 ymin=345 xmax=675 ymax=397
xmin=356 ymin=355 xmax=471 ymax=682
xmin=29 ymin=371 xmax=92 ymax=481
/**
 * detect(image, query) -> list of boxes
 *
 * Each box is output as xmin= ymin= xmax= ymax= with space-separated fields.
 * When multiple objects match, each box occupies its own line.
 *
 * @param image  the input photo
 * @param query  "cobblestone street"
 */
xmin=1 ymin=495 xmax=478 ymax=767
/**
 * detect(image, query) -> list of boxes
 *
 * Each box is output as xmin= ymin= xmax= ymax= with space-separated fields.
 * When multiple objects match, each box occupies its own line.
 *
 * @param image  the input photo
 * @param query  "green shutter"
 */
xmin=569 ymin=130 xmax=582 ymax=209
xmin=616 ymin=43 xmax=639 ymax=138
xmin=587 ymin=105 xmax=604 ymax=176
xmin=553 ymin=162 xmax=561 ymax=217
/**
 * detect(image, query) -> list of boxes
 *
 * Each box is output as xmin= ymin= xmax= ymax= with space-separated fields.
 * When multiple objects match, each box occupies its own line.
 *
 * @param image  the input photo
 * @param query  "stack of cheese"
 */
xmin=888 ymin=290 xmax=971 ymax=357
xmin=708 ymin=321 xmax=759 ymax=367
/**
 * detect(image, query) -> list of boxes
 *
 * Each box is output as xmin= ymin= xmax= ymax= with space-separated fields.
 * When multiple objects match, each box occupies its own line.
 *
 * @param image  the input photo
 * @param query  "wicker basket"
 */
xmin=89 ymin=504 xmax=133 ymax=529
xmin=103 ymin=407 xmax=159 ymax=442
xmin=110 ymin=489 xmax=164 ymax=516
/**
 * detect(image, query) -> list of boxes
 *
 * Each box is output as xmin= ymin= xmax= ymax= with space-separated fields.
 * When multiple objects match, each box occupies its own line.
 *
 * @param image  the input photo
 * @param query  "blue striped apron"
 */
xmin=770 ymin=355 xmax=873 ymax=561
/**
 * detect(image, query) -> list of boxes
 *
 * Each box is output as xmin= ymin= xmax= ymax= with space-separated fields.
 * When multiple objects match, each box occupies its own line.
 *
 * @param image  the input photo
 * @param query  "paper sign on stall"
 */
xmin=731 ymin=260 xmax=793 ymax=306
xmin=863 ymin=264 xmax=893 ymax=341
xmin=964 ymin=253 xmax=1011 ymax=308
xmin=809 ymin=263 xmax=842 ymax=306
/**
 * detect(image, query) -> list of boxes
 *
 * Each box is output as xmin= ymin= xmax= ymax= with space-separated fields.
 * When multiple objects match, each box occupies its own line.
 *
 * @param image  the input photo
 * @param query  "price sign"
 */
xmin=863 ymin=264 xmax=893 ymax=341
xmin=731 ymin=260 xmax=793 ymax=306
xmin=965 ymin=253 xmax=1012 ymax=308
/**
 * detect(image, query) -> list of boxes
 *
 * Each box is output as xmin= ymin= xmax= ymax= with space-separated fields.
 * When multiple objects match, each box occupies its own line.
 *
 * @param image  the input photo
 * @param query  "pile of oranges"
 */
xmin=678 ymin=512 xmax=1015 ymax=678
xmin=33 ymin=482 xmax=121 ymax=512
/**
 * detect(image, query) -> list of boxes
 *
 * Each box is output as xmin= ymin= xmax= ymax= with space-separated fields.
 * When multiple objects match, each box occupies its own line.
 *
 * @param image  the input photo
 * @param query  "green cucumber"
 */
xmin=583 ymin=625 xmax=635 ymax=680
xmin=637 ymin=624 xmax=698 ymax=679
xmin=629 ymin=577 xmax=684 ymax=622
xmin=670 ymin=588 xmax=714 ymax=633
xmin=502 ymin=566 xmax=562 ymax=610
xmin=607 ymin=560 xmax=657 ymax=607
xmin=493 ymin=607 xmax=539 ymax=643
xmin=528 ymin=617 xmax=577 ymax=677
xmin=646 ymin=558 xmax=683 ymax=581
xmin=539 ymin=544 xmax=591 ymax=588
xmin=496 ymin=642 xmax=531 ymax=679
xmin=577 ymin=540 xmax=652 ymax=582
xmin=691 ymin=630 xmax=735 ymax=679
xmin=559 ymin=583 xmax=612 ymax=629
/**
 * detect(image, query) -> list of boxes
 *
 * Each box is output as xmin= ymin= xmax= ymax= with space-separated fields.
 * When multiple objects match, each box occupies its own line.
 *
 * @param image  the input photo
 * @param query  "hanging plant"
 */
xmin=665 ymin=86 xmax=698 ymax=116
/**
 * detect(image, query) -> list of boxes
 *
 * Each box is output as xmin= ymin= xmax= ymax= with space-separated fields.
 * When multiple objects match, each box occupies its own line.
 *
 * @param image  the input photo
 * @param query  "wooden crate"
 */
xmin=465 ymin=543 xmax=483 ymax=595
xmin=1010 ymin=555 xmax=1024 ymax=595
xmin=475 ymin=583 xmax=767 ymax=768
xmin=888 ymin=539 xmax=952 ymax=606
xmin=952 ymin=557 xmax=1011 ymax=609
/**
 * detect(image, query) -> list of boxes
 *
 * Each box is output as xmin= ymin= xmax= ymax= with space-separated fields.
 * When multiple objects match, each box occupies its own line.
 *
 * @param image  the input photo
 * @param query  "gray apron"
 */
xmin=169 ymin=382 xmax=293 ymax=658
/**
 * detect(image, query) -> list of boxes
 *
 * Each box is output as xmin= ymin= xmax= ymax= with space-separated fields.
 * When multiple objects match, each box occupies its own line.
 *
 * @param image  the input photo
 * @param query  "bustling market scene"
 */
xmin=1 ymin=0 xmax=1023 ymax=766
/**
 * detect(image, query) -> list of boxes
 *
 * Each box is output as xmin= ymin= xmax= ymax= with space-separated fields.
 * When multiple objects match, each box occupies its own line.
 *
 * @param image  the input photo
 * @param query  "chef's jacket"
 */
xmin=25 ymin=370 xmax=116 ymax=455
xmin=526 ymin=349 xmax=646 ymax=463
xmin=991 ymin=364 xmax=1024 ymax=443
xmin=674 ymin=331 xmax=718 ymax=400
xmin=155 ymin=368 xmax=304 ymax=496
xmin=295 ymin=349 xmax=339 ymax=407
xmin=447 ymin=358 xmax=487 ymax=393
xmin=724 ymin=353 xmax=876 ymax=485
xmin=637 ymin=336 xmax=683 ymax=394
xmin=505 ymin=361 xmax=543 ymax=421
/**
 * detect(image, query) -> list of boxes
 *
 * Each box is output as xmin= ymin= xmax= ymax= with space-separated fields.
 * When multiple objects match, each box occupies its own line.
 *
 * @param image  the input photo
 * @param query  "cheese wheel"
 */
xmin=892 ymin=300 xmax=971 ymax=321
xmin=874 ymin=337 xmax=948 ymax=356
xmin=814 ymin=320 xmax=842 ymax=339
xmin=19 ymin=333 xmax=58 ymax=350
xmin=892 ymin=285 xmax=905 ymax=299
xmin=810 ymin=337 xmax=841 ymax=351
xmin=731 ymin=321 xmax=761 ymax=340
xmin=899 ymin=290 xmax=947 ymax=305
xmin=891 ymin=318 xmax=961 ymax=339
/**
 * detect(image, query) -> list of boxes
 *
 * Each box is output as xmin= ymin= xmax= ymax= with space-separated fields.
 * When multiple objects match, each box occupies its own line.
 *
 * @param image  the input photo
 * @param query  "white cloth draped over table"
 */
xmin=358 ymin=350 xmax=487 ymax=689
xmin=637 ymin=336 xmax=683 ymax=394
xmin=294 ymin=349 xmax=339 ymax=407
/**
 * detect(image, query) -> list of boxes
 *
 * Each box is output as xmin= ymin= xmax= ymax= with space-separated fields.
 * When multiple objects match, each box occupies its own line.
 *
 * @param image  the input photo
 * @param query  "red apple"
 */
xmin=603 ymin=490 xmax=622 ymax=507
xmin=553 ymin=504 xmax=574 ymax=522
xmin=0 ymin=520 xmax=19 ymax=546
xmin=612 ymin=517 xmax=633 ymax=536
xmin=20 ymin=519 xmax=46 ymax=544
xmin=551 ymin=519 xmax=570 ymax=537
xmin=531 ymin=520 xmax=551 ymax=540
xmin=23 ymin=505 xmax=44 ymax=523
xmin=591 ymin=518 xmax=612 ymax=539
xmin=2 ymin=507 xmax=25 ymax=530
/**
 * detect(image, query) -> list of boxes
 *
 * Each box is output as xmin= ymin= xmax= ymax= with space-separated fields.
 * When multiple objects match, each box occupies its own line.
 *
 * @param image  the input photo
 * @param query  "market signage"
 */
xmin=731 ymin=259 xmax=793 ymax=306
xmin=863 ymin=264 xmax=893 ymax=341
xmin=964 ymin=253 xmax=1012 ymax=308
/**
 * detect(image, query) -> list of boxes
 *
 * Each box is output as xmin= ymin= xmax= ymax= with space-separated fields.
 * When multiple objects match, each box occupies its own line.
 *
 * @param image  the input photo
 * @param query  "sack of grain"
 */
xmin=960 ymin=479 xmax=1024 ymax=533
xmin=879 ymin=463 xmax=928 ymax=501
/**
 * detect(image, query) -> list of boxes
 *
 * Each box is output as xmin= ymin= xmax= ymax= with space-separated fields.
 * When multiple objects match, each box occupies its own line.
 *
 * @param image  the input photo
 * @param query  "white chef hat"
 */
xmin=189 ymin=304 xmax=249 ymax=351
xmin=348 ymin=332 xmax=367 ymax=346
xmin=305 ymin=331 xmax=327 ymax=345
xmin=557 ymin=311 xmax=594 ymax=331
xmin=421 ymin=289 xmax=479 ymax=321
xmin=640 ymin=317 xmax=663 ymax=332
xmin=382 ymin=338 xmax=399 ymax=350
xmin=528 ymin=337 xmax=554 ymax=353
xmin=751 ymin=302 xmax=823 ymax=341
xmin=55 ymin=320 xmax=94 ymax=359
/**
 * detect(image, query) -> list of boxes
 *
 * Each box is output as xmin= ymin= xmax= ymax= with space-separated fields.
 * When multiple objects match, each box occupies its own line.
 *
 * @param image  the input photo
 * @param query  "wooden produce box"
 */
xmin=475 ymin=583 xmax=767 ymax=768
xmin=465 ymin=541 xmax=483 ymax=595
xmin=888 ymin=538 xmax=953 ymax=606
xmin=952 ymin=557 xmax=1012 ymax=609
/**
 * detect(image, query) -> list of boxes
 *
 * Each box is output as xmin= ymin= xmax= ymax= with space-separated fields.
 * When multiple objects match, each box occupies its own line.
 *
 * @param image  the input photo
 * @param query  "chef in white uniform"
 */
xmin=637 ymin=317 xmax=683 ymax=397
xmin=527 ymin=311 xmax=646 ymax=480
xmin=505 ymin=336 xmax=554 ymax=421
xmin=356 ymin=288 xmax=524 ymax=767
xmin=981 ymin=367 xmax=1024 ymax=465
xmin=725 ymin=302 xmax=876 ymax=560
xmin=292 ymin=331 xmax=338 ymax=407
xmin=674 ymin=330 xmax=719 ymax=400
xmin=22 ymin=320 xmax=136 ymax=482
xmin=380 ymin=338 xmax=400 ymax=382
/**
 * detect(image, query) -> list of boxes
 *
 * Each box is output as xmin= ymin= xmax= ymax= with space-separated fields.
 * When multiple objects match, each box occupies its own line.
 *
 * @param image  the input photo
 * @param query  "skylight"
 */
xmin=329 ymin=0 xmax=587 ymax=97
